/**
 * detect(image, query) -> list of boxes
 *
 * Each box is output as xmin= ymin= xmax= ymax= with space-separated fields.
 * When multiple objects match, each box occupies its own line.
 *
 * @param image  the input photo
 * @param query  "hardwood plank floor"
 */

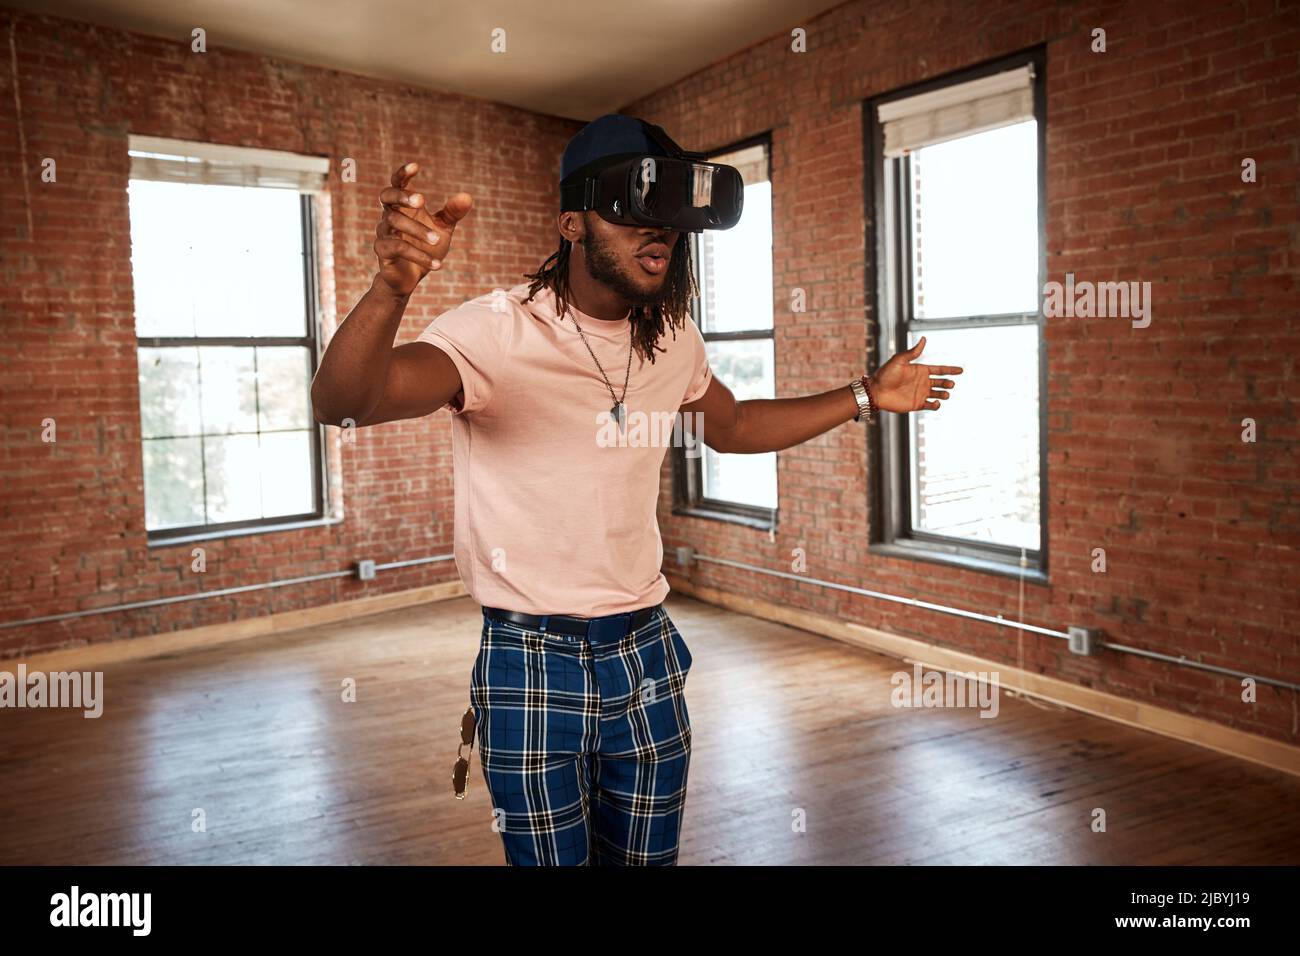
xmin=1 ymin=594 xmax=1296 ymax=865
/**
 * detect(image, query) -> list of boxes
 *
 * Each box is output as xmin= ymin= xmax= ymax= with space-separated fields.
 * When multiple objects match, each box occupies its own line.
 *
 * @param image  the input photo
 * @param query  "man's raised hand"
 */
xmin=374 ymin=162 xmax=473 ymax=297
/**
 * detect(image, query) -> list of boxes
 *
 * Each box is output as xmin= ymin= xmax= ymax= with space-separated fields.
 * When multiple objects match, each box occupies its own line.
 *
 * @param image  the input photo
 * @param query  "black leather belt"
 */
xmin=482 ymin=603 xmax=661 ymax=639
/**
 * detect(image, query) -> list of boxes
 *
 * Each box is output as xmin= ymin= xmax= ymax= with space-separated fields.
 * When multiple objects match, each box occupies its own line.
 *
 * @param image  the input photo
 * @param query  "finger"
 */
xmin=379 ymin=186 xmax=425 ymax=210
xmin=384 ymin=209 xmax=442 ymax=253
xmin=933 ymin=365 xmax=963 ymax=375
xmin=923 ymin=399 xmax=940 ymax=410
xmin=929 ymin=378 xmax=956 ymax=389
xmin=907 ymin=336 xmax=927 ymax=357
xmin=375 ymin=216 xmax=423 ymax=244
xmin=929 ymin=389 xmax=950 ymax=400
xmin=375 ymin=236 xmax=438 ymax=271
xmin=391 ymin=162 xmax=418 ymax=189
xmin=429 ymin=192 xmax=474 ymax=230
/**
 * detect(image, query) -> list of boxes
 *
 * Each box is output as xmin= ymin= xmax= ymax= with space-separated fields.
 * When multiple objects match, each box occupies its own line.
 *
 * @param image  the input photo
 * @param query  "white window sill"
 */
xmin=147 ymin=516 xmax=344 ymax=549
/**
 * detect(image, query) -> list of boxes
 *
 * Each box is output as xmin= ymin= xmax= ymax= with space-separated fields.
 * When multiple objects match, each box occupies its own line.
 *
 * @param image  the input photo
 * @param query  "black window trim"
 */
xmin=864 ymin=46 xmax=1049 ymax=584
xmin=672 ymin=129 xmax=779 ymax=533
xmin=141 ymin=192 xmax=329 ymax=545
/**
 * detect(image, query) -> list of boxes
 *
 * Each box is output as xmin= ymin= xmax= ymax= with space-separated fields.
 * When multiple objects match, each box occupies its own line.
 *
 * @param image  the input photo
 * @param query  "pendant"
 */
xmin=611 ymin=402 xmax=626 ymax=433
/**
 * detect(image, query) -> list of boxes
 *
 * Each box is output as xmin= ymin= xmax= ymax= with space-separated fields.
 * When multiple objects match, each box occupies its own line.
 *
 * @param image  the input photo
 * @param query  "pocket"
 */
xmin=469 ymin=637 xmax=485 ymax=726
xmin=662 ymin=620 xmax=693 ymax=740
xmin=666 ymin=622 xmax=693 ymax=674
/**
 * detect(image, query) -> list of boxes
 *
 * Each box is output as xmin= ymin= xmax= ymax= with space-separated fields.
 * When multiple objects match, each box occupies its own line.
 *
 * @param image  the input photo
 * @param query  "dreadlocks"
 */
xmin=522 ymin=223 xmax=699 ymax=366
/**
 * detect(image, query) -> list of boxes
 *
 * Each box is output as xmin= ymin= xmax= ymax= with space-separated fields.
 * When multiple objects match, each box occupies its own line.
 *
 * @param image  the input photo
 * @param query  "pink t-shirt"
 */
xmin=415 ymin=281 xmax=713 ymax=617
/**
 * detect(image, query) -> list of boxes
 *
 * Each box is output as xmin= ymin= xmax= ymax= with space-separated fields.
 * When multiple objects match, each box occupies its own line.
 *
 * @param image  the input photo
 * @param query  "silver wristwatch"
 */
xmin=850 ymin=377 xmax=873 ymax=423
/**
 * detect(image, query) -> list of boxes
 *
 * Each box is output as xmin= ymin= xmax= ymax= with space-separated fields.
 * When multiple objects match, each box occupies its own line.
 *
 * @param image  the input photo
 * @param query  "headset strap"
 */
xmin=559 ymin=176 xmax=596 ymax=211
xmin=640 ymin=120 xmax=707 ymax=161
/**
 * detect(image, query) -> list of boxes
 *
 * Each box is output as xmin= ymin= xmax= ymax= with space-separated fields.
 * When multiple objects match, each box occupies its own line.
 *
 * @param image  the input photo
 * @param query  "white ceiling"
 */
xmin=17 ymin=0 xmax=849 ymax=120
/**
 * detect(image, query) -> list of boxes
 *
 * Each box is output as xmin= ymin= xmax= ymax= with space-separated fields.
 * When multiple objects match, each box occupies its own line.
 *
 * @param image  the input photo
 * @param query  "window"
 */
xmin=126 ymin=136 xmax=330 ymax=543
xmin=868 ymin=51 xmax=1047 ymax=579
xmin=675 ymin=136 xmax=777 ymax=529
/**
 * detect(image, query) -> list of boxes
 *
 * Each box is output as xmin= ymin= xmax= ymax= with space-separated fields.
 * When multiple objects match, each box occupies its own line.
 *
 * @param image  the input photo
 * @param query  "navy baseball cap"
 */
xmin=560 ymin=114 xmax=672 ymax=185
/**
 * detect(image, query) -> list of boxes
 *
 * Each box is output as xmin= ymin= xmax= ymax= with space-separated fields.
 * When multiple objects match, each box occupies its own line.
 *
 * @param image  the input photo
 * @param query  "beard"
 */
xmin=580 ymin=224 xmax=668 ymax=307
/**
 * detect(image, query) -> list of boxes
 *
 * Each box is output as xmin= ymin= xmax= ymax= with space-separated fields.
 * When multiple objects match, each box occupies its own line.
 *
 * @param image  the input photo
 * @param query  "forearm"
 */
xmin=722 ymin=386 xmax=861 ymax=454
xmin=311 ymin=275 xmax=411 ymax=426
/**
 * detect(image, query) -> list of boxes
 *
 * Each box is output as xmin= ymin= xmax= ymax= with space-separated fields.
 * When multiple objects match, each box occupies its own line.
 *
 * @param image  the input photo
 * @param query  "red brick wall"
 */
xmin=631 ymin=0 xmax=1299 ymax=744
xmin=0 ymin=10 xmax=579 ymax=653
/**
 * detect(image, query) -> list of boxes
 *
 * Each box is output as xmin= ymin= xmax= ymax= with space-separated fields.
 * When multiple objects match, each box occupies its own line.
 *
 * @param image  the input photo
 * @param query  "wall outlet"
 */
xmin=1068 ymin=626 xmax=1102 ymax=656
xmin=356 ymin=559 xmax=376 ymax=581
xmin=675 ymin=546 xmax=695 ymax=568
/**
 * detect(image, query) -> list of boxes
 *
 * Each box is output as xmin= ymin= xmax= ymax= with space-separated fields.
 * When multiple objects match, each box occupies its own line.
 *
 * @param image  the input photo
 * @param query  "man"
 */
xmin=311 ymin=114 xmax=962 ymax=866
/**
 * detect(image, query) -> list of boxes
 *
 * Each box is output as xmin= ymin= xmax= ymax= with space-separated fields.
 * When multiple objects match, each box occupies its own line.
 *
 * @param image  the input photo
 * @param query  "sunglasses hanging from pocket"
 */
xmin=452 ymin=705 xmax=476 ymax=799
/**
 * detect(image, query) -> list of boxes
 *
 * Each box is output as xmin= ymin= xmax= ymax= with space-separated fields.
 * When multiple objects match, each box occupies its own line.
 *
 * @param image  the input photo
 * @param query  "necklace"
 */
xmin=568 ymin=307 xmax=634 ymax=433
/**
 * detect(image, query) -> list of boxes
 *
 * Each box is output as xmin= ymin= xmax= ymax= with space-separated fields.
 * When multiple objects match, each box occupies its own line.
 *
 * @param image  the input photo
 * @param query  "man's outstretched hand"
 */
xmin=870 ymin=336 xmax=964 ymax=413
xmin=374 ymin=162 xmax=473 ymax=297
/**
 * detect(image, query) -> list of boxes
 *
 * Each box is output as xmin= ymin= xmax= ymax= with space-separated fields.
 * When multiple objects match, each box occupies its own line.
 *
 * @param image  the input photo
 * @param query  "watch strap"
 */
xmin=850 ymin=378 xmax=871 ymax=422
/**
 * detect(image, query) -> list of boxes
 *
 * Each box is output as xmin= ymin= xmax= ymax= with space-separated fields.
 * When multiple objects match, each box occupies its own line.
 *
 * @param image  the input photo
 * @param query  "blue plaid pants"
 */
xmin=468 ymin=604 xmax=694 ymax=865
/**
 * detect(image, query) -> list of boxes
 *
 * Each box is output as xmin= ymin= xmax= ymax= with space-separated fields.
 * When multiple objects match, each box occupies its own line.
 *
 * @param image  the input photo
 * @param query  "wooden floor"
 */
xmin=2 ymin=593 xmax=1298 ymax=865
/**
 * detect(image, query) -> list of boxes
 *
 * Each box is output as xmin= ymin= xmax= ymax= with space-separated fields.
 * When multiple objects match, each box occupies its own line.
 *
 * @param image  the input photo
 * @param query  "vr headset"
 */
xmin=559 ymin=121 xmax=744 ymax=233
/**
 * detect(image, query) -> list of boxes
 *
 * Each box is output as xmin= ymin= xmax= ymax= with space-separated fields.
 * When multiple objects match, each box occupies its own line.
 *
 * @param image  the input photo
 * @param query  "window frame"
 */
xmin=865 ymin=47 xmax=1049 ymax=583
xmin=672 ymin=130 xmax=778 ymax=532
xmin=135 ymin=191 xmax=329 ymax=545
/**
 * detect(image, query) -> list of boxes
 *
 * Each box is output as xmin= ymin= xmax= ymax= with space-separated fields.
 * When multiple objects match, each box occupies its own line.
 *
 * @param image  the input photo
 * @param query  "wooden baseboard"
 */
xmin=666 ymin=573 xmax=1300 ymax=778
xmin=12 ymin=580 xmax=469 ymax=672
